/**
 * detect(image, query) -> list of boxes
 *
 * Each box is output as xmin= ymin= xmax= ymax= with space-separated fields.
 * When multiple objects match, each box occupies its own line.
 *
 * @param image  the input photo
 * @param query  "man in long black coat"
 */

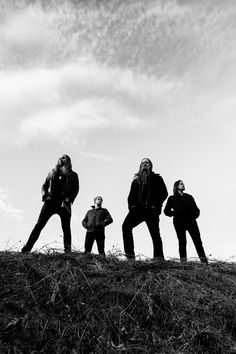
xmin=122 ymin=158 xmax=168 ymax=260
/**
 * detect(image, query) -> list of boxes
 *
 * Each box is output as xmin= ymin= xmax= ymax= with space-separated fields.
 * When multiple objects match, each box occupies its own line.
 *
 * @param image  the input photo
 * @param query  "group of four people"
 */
xmin=21 ymin=155 xmax=208 ymax=263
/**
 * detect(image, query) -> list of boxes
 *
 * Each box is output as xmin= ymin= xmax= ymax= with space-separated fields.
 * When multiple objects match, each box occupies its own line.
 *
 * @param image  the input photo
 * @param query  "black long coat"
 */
xmin=127 ymin=172 xmax=168 ymax=214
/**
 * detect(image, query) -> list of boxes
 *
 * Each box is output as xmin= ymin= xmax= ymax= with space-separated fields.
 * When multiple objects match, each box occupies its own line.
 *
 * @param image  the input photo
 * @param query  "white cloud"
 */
xmin=1 ymin=0 xmax=236 ymax=148
xmin=79 ymin=151 xmax=117 ymax=163
xmin=1 ymin=0 xmax=236 ymax=75
xmin=0 ymin=62 xmax=175 ymax=146
xmin=18 ymin=95 xmax=147 ymax=143
xmin=0 ymin=4 xmax=54 ymax=68
xmin=0 ymin=6 xmax=46 ymax=45
xmin=0 ymin=188 xmax=23 ymax=222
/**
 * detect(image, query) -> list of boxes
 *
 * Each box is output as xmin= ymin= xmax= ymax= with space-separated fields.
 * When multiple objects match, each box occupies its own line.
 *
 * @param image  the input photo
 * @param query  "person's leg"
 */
xmin=187 ymin=220 xmax=208 ymax=263
xmin=59 ymin=206 xmax=72 ymax=253
xmin=22 ymin=203 xmax=54 ymax=252
xmin=96 ymin=230 xmax=105 ymax=256
xmin=122 ymin=208 xmax=143 ymax=259
xmin=84 ymin=231 xmax=95 ymax=253
xmin=173 ymin=219 xmax=187 ymax=262
xmin=145 ymin=209 xmax=164 ymax=259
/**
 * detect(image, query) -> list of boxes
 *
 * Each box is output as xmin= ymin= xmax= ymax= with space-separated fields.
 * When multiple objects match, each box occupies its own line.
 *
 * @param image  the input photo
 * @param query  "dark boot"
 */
xmin=21 ymin=245 xmax=33 ymax=253
xmin=64 ymin=246 xmax=71 ymax=254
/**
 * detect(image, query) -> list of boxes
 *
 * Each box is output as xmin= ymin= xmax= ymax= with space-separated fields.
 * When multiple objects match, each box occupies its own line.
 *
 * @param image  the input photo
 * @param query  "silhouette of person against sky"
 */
xmin=82 ymin=196 xmax=113 ymax=256
xmin=164 ymin=180 xmax=208 ymax=263
xmin=122 ymin=158 xmax=168 ymax=260
xmin=22 ymin=154 xmax=79 ymax=253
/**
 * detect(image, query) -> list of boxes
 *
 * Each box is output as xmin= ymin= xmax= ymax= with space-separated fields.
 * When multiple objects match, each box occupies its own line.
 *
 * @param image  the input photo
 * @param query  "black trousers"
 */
xmin=122 ymin=207 xmax=164 ymax=259
xmin=84 ymin=230 xmax=105 ymax=255
xmin=23 ymin=202 xmax=72 ymax=252
xmin=173 ymin=218 xmax=207 ymax=262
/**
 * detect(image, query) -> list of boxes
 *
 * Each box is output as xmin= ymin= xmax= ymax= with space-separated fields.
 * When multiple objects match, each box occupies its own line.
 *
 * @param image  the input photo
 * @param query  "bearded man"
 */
xmin=22 ymin=154 xmax=79 ymax=253
xmin=122 ymin=158 xmax=168 ymax=260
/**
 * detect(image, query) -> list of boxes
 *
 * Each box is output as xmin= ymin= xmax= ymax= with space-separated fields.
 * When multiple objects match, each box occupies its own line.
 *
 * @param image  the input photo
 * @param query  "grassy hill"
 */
xmin=0 ymin=251 xmax=236 ymax=353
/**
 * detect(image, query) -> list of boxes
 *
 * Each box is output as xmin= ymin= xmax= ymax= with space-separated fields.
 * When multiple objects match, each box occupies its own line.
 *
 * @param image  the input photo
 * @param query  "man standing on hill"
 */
xmin=21 ymin=154 xmax=79 ymax=254
xmin=82 ymin=196 xmax=113 ymax=256
xmin=122 ymin=158 xmax=168 ymax=260
xmin=164 ymin=180 xmax=208 ymax=263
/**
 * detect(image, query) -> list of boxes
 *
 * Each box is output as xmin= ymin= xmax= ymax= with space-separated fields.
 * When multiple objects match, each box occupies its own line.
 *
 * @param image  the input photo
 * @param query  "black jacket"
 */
xmin=41 ymin=170 xmax=79 ymax=204
xmin=164 ymin=193 xmax=200 ymax=220
xmin=82 ymin=207 xmax=113 ymax=232
xmin=127 ymin=172 xmax=168 ymax=214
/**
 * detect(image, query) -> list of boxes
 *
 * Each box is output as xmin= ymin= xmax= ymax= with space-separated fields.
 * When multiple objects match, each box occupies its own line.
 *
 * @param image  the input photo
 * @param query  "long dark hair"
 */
xmin=173 ymin=180 xmax=182 ymax=195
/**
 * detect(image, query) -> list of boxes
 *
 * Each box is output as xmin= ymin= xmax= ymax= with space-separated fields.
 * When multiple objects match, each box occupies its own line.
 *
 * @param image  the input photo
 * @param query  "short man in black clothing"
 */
xmin=122 ymin=158 xmax=168 ymax=260
xmin=22 ymin=154 xmax=79 ymax=253
xmin=164 ymin=180 xmax=208 ymax=263
xmin=82 ymin=196 xmax=113 ymax=256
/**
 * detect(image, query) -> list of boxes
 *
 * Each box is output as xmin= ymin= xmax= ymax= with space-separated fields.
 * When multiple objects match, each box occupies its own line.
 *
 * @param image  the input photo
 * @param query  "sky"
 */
xmin=0 ymin=0 xmax=236 ymax=260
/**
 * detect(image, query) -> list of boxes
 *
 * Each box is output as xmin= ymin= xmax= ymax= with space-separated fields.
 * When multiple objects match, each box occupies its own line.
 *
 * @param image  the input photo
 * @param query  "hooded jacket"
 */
xmin=127 ymin=172 xmax=168 ymax=214
xmin=82 ymin=207 xmax=113 ymax=232
xmin=164 ymin=193 xmax=200 ymax=220
xmin=41 ymin=170 xmax=79 ymax=204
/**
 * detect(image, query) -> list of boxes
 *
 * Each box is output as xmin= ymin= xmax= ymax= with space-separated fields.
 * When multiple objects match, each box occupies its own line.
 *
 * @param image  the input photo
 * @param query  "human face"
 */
xmin=58 ymin=155 xmax=68 ymax=166
xmin=95 ymin=197 xmax=103 ymax=206
xmin=140 ymin=158 xmax=152 ymax=171
xmin=178 ymin=181 xmax=185 ymax=191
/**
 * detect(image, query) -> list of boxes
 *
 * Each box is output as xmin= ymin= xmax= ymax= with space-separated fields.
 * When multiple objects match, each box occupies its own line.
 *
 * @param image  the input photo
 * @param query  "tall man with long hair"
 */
xmin=122 ymin=158 xmax=168 ymax=260
xmin=22 ymin=154 xmax=79 ymax=253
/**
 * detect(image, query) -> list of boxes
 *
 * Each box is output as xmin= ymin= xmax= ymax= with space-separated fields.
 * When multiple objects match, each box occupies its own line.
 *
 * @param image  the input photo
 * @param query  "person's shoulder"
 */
xmin=71 ymin=170 xmax=78 ymax=176
xmin=101 ymin=208 xmax=110 ymax=212
xmin=167 ymin=194 xmax=174 ymax=201
xmin=130 ymin=176 xmax=139 ymax=185
xmin=87 ymin=208 xmax=95 ymax=213
xmin=152 ymin=171 xmax=163 ymax=177
xmin=184 ymin=193 xmax=194 ymax=199
xmin=47 ymin=169 xmax=54 ymax=179
xmin=151 ymin=172 xmax=163 ymax=180
xmin=132 ymin=175 xmax=139 ymax=181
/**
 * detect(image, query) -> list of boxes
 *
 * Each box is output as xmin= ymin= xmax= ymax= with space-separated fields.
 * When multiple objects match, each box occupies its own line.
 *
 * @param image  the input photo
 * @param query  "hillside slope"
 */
xmin=0 ymin=252 xmax=236 ymax=353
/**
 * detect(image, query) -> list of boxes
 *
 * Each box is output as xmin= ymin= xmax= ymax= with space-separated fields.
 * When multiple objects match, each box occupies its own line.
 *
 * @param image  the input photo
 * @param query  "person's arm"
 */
xmin=82 ymin=212 xmax=89 ymax=229
xmin=191 ymin=196 xmax=200 ymax=219
xmin=41 ymin=173 xmax=50 ymax=202
xmin=66 ymin=173 xmax=79 ymax=204
xmin=128 ymin=179 xmax=138 ymax=210
xmin=159 ymin=176 xmax=168 ymax=205
xmin=150 ymin=175 xmax=168 ymax=213
xmin=164 ymin=196 xmax=174 ymax=217
xmin=103 ymin=210 xmax=113 ymax=227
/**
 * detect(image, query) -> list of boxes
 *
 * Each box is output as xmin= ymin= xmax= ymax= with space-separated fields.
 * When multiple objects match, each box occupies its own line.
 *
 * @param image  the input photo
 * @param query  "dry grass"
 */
xmin=0 ymin=251 xmax=236 ymax=353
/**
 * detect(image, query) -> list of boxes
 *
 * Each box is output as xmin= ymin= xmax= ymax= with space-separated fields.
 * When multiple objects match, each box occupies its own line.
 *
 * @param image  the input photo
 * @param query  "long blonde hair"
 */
xmin=51 ymin=154 xmax=72 ymax=178
xmin=134 ymin=158 xmax=153 ymax=183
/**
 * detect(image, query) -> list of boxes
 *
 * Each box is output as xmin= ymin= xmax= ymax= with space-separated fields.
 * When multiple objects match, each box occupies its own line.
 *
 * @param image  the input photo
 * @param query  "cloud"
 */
xmin=0 ymin=4 xmax=54 ymax=68
xmin=1 ymin=0 xmax=236 ymax=76
xmin=18 ymin=96 xmax=147 ymax=145
xmin=0 ymin=61 xmax=176 ymax=146
xmin=1 ymin=0 xmax=236 ymax=148
xmin=0 ymin=188 xmax=23 ymax=222
xmin=79 ymin=151 xmax=117 ymax=163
